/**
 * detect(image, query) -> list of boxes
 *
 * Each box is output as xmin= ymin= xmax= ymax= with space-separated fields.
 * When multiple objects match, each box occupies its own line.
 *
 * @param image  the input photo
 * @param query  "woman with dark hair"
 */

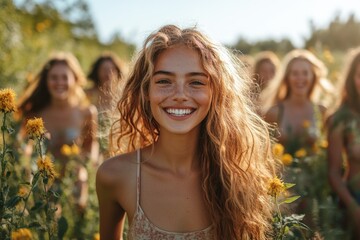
xmin=86 ymin=52 xmax=127 ymax=111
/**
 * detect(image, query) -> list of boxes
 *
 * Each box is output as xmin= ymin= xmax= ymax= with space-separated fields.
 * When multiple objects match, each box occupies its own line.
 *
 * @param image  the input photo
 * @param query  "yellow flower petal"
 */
xmin=93 ymin=233 xmax=100 ymax=240
xmin=319 ymin=140 xmax=328 ymax=148
xmin=37 ymin=156 xmax=59 ymax=182
xmin=295 ymin=148 xmax=307 ymax=158
xmin=272 ymin=143 xmax=284 ymax=158
xmin=71 ymin=144 xmax=80 ymax=155
xmin=302 ymin=120 xmax=311 ymax=129
xmin=60 ymin=144 xmax=72 ymax=156
xmin=268 ymin=177 xmax=285 ymax=197
xmin=0 ymin=88 xmax=16 ymax=113
xmin=17 ymin=186 xmax=29 ymax=198
xmin=282 ymin=153 xmax=293 ymax=166
xmin=11 ymin=228 xmax=33 ymax=240
xmin=25 ymin=118 xmax=45 ymax=139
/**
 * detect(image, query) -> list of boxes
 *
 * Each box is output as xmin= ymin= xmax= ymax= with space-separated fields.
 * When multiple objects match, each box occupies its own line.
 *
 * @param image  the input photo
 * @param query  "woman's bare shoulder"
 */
xmin=81 ymin=104 xmax=97 ymax=119
xmin=264 ymin=104 xmax=280 ymax=124
xmin=96 ymin=151 xmax=138 ymax=188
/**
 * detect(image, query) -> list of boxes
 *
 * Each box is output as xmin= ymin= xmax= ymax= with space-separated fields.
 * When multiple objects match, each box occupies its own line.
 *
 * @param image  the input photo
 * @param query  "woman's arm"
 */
xmin=327 ymin=118 xmax=357 ymax=208
xmin=96 ymin=163 xmax=126 ymax=240
xmin=82 ymin=105 xmax=99 ymax=163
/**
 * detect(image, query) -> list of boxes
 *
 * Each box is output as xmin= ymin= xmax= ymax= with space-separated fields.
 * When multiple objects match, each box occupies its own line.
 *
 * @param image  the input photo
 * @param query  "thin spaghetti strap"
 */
xmin=136 ymin=149 xmax=141 ymax=207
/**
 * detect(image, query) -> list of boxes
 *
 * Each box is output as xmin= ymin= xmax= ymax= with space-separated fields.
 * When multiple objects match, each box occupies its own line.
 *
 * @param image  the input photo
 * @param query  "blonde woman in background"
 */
xmin=261 ymin=49 xmax=335 ymax=234
xmin=261 ymin=49 xmax=333 ymax=154
xmin=18 ymin=52 xmax=99 ymax=210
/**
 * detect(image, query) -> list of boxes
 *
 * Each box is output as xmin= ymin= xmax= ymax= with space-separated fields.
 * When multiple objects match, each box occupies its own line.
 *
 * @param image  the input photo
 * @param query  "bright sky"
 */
xmin=88 ymin=0 xmax=360 ymax=49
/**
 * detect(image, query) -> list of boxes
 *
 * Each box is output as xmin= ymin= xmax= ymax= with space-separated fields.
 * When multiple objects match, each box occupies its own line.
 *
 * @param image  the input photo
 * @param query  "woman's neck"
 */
xmin=151 ymin=130 xmax=200 ymax=175
xmin=287 ymin=94 xmax=311 ymax=107
xmin=50 ymin=98 xmax=75 ymax=109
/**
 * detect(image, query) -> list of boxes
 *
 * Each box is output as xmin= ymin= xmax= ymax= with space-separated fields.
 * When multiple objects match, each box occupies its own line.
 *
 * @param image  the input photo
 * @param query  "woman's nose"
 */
xmin=172 ymin=82 xmax=188 ymax=101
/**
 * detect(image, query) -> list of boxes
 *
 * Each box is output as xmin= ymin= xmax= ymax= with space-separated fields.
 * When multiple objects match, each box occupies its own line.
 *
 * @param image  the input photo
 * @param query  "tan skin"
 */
xmin=264 ymin=59 xmax=326 ymax=145
xmin=96 ymin=45 xmax=213 ymax=239
xmin=38 ymin=62 xmax=98 ymax=164
xmin=328 ymin=62 xmax=360 ymax=234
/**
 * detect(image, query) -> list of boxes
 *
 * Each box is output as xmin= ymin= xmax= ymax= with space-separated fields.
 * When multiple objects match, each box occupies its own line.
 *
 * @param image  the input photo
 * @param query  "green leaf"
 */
xmin=284 ymin=183 xmax=295 ymax=189
xmin=30 ymin=201 xmax=44 ymax=211
xmin=5 ymin=195 xmax=21 ymax=208
xmin=6 ymin=127 xmax=14 ymax=134
xmin=58 ymin=216 xmax=68 ymax=239
xmin=32 ymin=171 xmax=41 ymax=186
xmin=284 ymin=225 xmax=290 ymax=234
xmin=48 ymin=190 xmax=60 ymax=198
xmin=280 ymin=195 xmax=301 ymax=204
xmin=28 ymin=221 xmax=42 ymax=228
xmin=42 ymin=176 xmax=48 ymax=185
xmin=2 ymin=213 xmax=12 ymax=219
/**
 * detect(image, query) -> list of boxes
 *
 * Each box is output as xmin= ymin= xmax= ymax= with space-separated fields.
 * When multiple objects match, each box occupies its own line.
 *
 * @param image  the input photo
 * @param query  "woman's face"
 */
xmin=257 ymin=60 xmax=276 ymax=87
xmin=98 ymin=59 xmax=117 ymax=86
xmin=287 ymin=59 xmax=314 ymax=98
xmin=47 ymin=63 xmax=76 ymax=100
xmin=149 ymin=45 xmax=212 ymax=135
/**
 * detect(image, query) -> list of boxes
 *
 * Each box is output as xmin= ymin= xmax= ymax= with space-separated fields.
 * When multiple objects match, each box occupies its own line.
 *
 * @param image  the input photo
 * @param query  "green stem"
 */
xmin=1 ymin=112 xmax=7 ymax=187
xmin=0 ymin=113 xmax=7 ymax=222
xmin=43 ymin=182 xmax=52 ymax=239
xmin=18 ymin=178 xmax=39 ymax=226
xmin=38 ymin=138 xmax=53 ymax=239
xmin=275 ymin=195 xmax=284 ymax=240
xmin=37 ymin=138 xmax=44 ymax=160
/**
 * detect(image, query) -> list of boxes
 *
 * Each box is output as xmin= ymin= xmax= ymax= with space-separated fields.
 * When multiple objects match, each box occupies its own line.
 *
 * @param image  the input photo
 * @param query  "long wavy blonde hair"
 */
xmin=111 ymin=24 xmax=277 ymax=239
xmin=260 ymin=49 xmax=335 ymax=114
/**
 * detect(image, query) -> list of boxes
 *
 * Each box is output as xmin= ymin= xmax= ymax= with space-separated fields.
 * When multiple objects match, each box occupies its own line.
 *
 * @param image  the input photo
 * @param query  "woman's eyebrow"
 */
xmin=153 ymin=71 xmax=208 ymax=78
xmin=153 ymin=70 xmax=175 ymax=76
xmin=186 ymin=72 xmax=208 ymax=78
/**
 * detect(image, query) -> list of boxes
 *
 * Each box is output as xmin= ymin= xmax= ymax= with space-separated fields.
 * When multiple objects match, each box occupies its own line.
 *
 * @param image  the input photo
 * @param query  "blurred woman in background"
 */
xmin=261 ymin=49 xmax=335 ymax=234
xmin=252 ymin=50 xmax=280 ymax=92
xmin=327 ymin=47 xmax=360 ymax=237
xmin=18 ymin=51 xmax=99 ymax=210
xmin=86 ymin=51 xmax=126 ymax=112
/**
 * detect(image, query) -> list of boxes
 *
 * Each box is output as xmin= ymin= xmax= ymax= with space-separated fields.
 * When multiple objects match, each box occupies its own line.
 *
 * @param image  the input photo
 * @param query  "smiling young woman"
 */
xmin=96 ymin=24 xmax=278 ymax=240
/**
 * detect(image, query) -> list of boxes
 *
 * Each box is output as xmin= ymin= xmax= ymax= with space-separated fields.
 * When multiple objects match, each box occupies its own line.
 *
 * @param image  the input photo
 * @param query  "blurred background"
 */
xmin=1 ymin=0 xmax=360 ymax=92
xmin=1 ymin=1 xmax=360 ymax=239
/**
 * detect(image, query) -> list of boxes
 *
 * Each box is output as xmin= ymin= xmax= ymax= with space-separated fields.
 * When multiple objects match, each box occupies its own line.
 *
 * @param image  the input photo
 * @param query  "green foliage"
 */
xmin=305 ymin=14 xmax=360 ymax=51
xmin=269 ymin=179 xmax=310 ymax=240
xmin=0 ymin=110 xmax=58 ymax=239
xmin=232 ymin=37 xmax=295 ymax=55
xmin=0 ymin=0 xmax=136 ymax=92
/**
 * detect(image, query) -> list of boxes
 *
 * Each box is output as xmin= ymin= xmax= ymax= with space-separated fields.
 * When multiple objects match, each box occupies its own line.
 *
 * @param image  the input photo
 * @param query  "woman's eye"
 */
xmin=155 ymin=79 xmax=171 ymax=84
xmin=191 ymin=80 xmax=205 ymax=85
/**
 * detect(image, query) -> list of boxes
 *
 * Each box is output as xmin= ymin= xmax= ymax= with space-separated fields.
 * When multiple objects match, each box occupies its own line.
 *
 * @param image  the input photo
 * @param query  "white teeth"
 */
xmin=166 ymin=108 xmax=192 ymax=116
